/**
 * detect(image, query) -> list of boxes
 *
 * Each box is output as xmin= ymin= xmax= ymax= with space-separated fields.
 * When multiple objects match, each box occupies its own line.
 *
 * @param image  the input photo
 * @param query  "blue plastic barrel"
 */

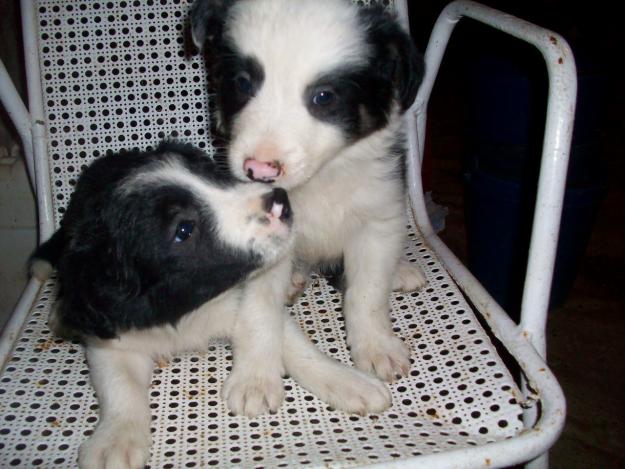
xmin=464 ymin=51 xmax=606 ymax=312
xmin=465 ymin=168 xmax=605 ymax=312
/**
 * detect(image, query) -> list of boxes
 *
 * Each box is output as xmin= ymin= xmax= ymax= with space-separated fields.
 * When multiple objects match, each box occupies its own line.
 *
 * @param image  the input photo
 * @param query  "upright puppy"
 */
xmin=191 ymin=0 xmax=427 ymax=396
xmin=32 ymin=142 xmax=390 ymax=469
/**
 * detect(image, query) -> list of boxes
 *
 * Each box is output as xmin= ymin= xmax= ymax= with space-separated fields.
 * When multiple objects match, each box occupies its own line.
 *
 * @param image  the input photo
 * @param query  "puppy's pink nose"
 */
xmin=244 ymin=158 xmax=282 ymax=183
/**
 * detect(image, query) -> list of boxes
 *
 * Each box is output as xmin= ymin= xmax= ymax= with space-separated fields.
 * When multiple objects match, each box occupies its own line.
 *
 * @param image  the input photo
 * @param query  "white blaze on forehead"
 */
xmin=119 ymin=155 xmax=234 ymax=206
xmin=226 ymin=0 xmax=369 ymax=82
xmin=223 ymin=0 xmax=373 ymax=190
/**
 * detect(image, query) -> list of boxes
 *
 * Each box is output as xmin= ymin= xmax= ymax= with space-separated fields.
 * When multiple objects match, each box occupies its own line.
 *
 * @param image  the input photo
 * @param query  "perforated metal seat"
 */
xmin=0 ymin=1 xmax=573 ymax=467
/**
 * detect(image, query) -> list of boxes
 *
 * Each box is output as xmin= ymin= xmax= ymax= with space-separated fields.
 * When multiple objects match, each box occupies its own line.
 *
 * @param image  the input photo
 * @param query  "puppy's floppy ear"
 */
xmin=57 ymin=231 xmax=144 ymax=339
xmin=363 ymin=8 xmax=425 ymax=112
xmin=190 ymin=0 xmax=237 ymax=50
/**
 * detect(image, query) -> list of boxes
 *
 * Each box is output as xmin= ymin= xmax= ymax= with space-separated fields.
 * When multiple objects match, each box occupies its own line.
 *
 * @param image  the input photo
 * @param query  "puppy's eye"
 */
xmin=312 ymin=90 xmax=335 ymax=106
xmin=174 ymin=220 xmax=195 ymax=243
xmin=235 ymin=73 xmax=253 ymax=96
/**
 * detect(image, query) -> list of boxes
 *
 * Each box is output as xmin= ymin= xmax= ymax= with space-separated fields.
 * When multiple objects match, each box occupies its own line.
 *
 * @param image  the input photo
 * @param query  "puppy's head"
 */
xmin=56 ymin=142 xmax=293 ymax=338
xmin=191 ymin=0 xmax=424 ymax=189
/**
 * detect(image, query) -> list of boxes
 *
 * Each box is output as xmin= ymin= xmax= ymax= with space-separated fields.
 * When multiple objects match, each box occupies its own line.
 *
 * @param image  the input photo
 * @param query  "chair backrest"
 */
xmin=34 ymin=0 xmax=394 ymax=229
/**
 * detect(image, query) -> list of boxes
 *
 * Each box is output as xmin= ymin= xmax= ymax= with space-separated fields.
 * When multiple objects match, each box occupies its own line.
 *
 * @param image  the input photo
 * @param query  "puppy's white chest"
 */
xmin=291 ymin=151 xmax=401 ymax=263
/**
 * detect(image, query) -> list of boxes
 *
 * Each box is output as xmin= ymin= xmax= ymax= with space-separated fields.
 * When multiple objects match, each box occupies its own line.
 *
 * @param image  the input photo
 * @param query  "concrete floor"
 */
xmin=546 ymin=185 xmax=625 ymax=468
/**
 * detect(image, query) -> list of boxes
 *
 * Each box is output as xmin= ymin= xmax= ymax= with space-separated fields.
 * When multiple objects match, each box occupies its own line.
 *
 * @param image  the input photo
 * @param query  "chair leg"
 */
xmin=526 ymin=453 xmax=549 ymax=469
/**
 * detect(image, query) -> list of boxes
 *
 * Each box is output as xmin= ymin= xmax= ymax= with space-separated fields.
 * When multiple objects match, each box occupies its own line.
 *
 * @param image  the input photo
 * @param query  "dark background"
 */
xmin=406 ymin=1 xmax=624 ymax=467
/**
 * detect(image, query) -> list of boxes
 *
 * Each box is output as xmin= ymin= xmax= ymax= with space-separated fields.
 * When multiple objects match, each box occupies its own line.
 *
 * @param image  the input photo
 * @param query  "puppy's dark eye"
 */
xmin=174 ymin=220 xmax=195 ymax=243
xmin=235 ymin=73 xmax=253 ymax=96
xmin=312 ymin=90 xmax=335 ymax=106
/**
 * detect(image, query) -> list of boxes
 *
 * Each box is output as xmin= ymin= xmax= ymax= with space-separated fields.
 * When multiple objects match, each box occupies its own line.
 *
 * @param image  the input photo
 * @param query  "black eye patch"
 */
xmin=216 ymin=46 xmax=265 ymax=130
xmin=304 ymin=66 xmax=393 ymax=140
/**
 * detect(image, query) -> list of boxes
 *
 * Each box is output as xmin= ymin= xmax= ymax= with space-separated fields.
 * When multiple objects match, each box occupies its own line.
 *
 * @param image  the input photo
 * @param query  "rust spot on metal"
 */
xmin=558 ymin=57 xmax=564 ymax=64
xmin=549 ymin=36 xmax=557 ymax=45
xmin=35 ymin=337 xmax=56 ymax=352
xmin=523 ymin=331 xmax=529 ymax=338
xmin=485 ymin=458 xmax=492 ymax=466
xmin=156 ymin=358 xmax=169 ymax=368
xmin=539 ymin=368 xmax=546 ymax=372
xmin=50 ymin=419 xmax=61 ymax=428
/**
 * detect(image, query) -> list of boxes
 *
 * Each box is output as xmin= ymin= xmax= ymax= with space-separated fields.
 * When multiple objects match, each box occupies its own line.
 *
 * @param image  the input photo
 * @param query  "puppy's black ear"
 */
xmin=363 ymin=8 xmax=425 ymax=112
xmin=190 ymin=0 xmax=236 ymax=50
xmin=57 ymin=232 xmax=145 ymax=339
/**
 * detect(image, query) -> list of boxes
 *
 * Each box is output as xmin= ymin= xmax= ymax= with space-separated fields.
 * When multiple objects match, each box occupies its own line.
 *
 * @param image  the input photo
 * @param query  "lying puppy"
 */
xmin=31 ymin=141 xmax=390 ymax=469
xmin=191 ymin=0 xmax=427 ymax=391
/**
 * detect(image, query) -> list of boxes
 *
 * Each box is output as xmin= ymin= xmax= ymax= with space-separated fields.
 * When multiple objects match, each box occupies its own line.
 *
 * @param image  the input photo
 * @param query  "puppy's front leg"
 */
xmin=344 ymin=224 xmax=411 ymax=382
xmin=283 ymin=316 xmax=391 ymax=414
xmin=79 ymin=346 xmax=154 ymax=469
xmin=223 ymin=256 xmax=291 ymax=417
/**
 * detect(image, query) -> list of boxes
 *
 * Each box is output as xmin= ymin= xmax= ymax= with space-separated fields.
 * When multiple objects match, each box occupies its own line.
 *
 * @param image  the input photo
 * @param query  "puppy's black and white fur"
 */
xmin=32 ymin=142 xmax=390 ymax=469
xmin=191 ymin=0 xmax=427 ymax=398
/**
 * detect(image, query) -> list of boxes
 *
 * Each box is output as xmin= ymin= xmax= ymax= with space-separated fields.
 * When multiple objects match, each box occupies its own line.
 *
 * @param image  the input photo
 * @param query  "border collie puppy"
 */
xmin=191 ymin=0 xmax=427 ymax=386
xmin=31 ymin=142 xmax=390 ymax=469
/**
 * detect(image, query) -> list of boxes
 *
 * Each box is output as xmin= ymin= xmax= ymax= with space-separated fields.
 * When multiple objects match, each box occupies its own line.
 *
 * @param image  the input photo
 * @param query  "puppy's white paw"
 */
xmin=223 ymin=370 xmax=284 ymax=417
xmin=393 ymin=258 xmax=427 ymax=292
xmin=315 ymin=366 xmax=391 ymax=415
xmin=78 ymin=420 xmax=150 ymax=469
xmin=350 ymin=334 xmax=411 ymax=383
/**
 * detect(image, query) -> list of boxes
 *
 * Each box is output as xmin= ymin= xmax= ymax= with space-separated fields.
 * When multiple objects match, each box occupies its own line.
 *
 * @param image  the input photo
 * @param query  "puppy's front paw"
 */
xmin=393 ymin=258 xmax=427 ymax=292
xmin=78 ymin=420 xmax=150 ymax=469
xmin=223 ymin=370 xmax=284 ymax=417
xmin=315 ymin=366 xmax=391 ymax=415
xmin=350 ymin=334 xmax=411 ymax=383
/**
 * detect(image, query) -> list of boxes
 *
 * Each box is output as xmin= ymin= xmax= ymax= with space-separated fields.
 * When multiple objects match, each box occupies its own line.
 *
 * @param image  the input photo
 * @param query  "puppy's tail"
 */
xmin=29 ymin=229 xmax=64 ymax=281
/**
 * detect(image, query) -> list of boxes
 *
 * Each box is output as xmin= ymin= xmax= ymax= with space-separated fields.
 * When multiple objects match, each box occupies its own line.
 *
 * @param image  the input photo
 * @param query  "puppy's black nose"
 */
xmin=263 ymin=188 xmax=292 ymax=223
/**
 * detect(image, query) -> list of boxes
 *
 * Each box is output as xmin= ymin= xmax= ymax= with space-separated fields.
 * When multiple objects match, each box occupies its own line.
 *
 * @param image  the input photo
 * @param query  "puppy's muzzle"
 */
xmin=262 ymin=188 xmax=292 ymax=225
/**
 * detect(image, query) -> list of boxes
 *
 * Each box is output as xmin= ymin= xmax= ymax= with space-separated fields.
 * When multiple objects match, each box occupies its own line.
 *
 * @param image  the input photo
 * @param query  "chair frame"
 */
xmin=0 ymin=1 xmax=574 ymax=467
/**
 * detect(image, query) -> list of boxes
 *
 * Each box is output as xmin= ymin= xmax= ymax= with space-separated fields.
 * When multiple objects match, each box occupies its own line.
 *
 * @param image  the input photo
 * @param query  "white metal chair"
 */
xmin=0 ymin=0 xmax=574 ymax=467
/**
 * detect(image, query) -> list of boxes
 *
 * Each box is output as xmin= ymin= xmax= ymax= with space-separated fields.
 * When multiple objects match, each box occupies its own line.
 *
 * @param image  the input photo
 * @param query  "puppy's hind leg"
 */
xmin=283 ymin=317 xmax=391 ymax=415
xmin=286 ymin=260 xmax=310 ymax=306
xmin=78 ymin=346 xmax=154 ymax=469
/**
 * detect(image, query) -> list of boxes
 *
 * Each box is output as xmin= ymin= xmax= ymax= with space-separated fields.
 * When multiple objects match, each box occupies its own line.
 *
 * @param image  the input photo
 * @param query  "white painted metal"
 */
xmin=410 ymin=0 xmax=577 ymax=360
xmin=0 ymin=1 xmax=571 ymax=468
xmin=1 ymin=218 xmax=532 ymax=468
xmin=406 ymin=2 xmax=575 ymax=467
xmin=20 ymin=0 xmax=55 ymax=243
